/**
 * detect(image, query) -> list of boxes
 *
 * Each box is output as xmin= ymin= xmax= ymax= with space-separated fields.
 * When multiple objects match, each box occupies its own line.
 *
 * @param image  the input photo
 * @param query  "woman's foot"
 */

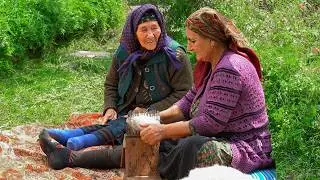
xmin=38 ymin=129 xmax=59 ymax=156
xmin=38 ymin=129 xmax=73 ymax=170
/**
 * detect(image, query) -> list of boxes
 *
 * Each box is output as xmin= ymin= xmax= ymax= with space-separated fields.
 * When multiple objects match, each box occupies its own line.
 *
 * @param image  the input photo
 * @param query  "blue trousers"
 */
xmin=80 ymin=116 xmax=127 ymax=145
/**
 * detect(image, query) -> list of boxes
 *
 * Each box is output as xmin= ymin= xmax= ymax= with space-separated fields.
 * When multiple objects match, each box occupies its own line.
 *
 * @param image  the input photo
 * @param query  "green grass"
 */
xmin=0 ymin=33 xmax=120 ymax=128
xmin=0 ymin=62 xmax=103 ymax=128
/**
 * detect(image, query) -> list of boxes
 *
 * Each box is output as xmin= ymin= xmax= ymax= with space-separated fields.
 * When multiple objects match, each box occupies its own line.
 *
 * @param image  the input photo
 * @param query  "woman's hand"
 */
xmin=133 ymin=107 xmax=147 ymax=113
xmin=103 ymin=108 xmax=117 ymax=123
xmin=140 ymin=123 xmax=165 ymax=145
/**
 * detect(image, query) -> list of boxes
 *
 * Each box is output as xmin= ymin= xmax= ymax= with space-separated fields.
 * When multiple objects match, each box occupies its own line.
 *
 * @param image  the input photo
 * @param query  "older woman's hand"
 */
xmin=140 ymin=123 xmax=165 ymax=145
xmin=133 ymin=107 xmax=147 ymax=113
xmin=103 ymin=108 xmax=117 ymax=123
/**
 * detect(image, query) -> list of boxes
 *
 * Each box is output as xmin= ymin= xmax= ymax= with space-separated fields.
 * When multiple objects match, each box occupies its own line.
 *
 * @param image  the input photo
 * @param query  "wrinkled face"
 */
xmin=186 ymin=27 xmax=213 ymax=62
xmin=136 ymin=21 xmax=161 ymax=50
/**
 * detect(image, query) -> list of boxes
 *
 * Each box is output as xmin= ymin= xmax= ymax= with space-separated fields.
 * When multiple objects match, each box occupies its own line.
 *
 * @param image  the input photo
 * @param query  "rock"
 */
xmin=70 ymin=51 xmax=111 ymax=58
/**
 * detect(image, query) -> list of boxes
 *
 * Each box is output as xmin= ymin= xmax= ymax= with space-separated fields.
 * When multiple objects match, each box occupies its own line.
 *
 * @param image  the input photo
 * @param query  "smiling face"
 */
xmin=136 ymin=21 xmax=161 ymax=51
xmin=186 ymin=27 xmax=213 ymax=62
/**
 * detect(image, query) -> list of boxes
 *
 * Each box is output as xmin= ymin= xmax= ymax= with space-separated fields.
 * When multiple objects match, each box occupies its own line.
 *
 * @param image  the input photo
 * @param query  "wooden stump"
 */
xmin=123 ymin=135 xmax=160 ymax=180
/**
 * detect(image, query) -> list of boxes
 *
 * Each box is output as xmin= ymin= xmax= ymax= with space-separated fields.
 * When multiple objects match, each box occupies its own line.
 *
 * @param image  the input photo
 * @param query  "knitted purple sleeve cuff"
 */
xmin=175 ymin=98 xmax=191 ymax=120
xmin=175 ymin=87 xmax=197 ymax=119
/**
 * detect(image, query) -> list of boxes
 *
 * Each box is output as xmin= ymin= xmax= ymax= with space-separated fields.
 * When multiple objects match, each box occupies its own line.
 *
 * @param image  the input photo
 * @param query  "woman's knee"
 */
xmin=177 ymin=136 xmax=209 ymax=151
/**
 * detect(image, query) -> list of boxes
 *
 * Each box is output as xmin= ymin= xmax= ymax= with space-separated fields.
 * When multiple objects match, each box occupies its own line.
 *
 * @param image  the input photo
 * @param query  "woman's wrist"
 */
xmin=160 ymin=124 xmax=167 ymax=140
xmin=188 ymin=121 xmax=197 ymax=136
xmin=160 ymin=121 xmax=191 ymax=140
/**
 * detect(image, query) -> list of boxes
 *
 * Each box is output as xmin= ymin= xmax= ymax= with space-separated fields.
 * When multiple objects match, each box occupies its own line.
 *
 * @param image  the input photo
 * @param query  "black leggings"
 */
xmin=71 ymin=145 xmax=123 ymax=169
xmin=158 ymin=135 xmax=211 ymax=180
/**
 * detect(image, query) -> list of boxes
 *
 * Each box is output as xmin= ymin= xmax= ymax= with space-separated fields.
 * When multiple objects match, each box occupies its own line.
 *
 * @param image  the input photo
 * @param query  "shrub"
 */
xmin=56 ymin=0 xmax=126 ymax=43
xmin=0 ymin=0 xmax=126 ymax=75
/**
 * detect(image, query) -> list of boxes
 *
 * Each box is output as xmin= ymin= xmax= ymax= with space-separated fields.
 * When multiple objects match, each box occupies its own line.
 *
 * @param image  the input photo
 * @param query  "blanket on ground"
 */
xmin=0 ymin=113 xmax=123 ymax=180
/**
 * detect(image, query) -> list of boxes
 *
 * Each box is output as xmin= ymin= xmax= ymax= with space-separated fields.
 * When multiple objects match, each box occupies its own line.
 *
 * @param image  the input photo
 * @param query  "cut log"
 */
xmin=124 ymin=135 xmax=160 ymax=179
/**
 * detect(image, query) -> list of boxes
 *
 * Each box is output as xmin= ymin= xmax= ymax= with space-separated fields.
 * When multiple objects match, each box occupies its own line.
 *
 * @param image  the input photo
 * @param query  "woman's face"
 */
xmin=136 ymin=21 xmax=161 ymax=51
xmin=186 ymin=27 xmax=213 ymax=62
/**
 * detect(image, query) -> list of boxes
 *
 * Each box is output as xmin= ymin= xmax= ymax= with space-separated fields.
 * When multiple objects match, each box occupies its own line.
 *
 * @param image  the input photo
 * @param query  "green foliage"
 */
xmin=0 ymin=0 xmax=125 ymax=74
xmin=1 ymin=0 xmax=62 ymax=59
xmin=0 ymin=58 xmax=14 ymax=76
xmin=56 ymin=0 xmax=126 ymax=42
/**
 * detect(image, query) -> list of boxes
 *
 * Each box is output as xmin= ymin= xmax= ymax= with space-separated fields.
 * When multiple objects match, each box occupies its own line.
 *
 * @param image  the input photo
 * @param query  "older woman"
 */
xmin=140 ymin=7 xmax=273 ymax=179
xmin=39 ymin=4 xmax=192 ymax=170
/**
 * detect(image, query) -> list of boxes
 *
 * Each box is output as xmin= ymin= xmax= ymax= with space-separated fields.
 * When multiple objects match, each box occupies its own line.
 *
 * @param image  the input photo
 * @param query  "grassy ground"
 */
xmin=0 ymin=34 xmax=119 ymax=128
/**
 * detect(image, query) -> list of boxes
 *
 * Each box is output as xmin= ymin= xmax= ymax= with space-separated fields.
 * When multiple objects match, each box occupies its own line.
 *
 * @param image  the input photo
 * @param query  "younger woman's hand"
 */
xmin=140 ymin=123 xmax=165 ymax=145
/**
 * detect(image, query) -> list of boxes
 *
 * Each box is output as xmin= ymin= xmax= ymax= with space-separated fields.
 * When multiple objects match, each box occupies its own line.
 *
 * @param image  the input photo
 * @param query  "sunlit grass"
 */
xmin=0 ymin=34 xmax=119 ymax=129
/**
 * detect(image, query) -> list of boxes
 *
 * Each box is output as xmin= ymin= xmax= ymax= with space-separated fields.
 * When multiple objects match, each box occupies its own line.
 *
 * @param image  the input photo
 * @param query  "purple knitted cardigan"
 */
xmin=176 ymin=50 xmax=273 ymax=173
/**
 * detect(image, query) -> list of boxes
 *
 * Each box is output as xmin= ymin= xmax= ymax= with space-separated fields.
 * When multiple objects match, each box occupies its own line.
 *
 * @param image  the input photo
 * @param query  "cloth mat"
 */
xmin=0 ymin=112 xmax=123 ymax=180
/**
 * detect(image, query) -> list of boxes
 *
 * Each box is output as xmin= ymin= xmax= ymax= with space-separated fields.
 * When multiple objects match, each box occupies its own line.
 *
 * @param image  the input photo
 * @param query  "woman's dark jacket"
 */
xmin=103 ymin=40 xmax=193 ymax=114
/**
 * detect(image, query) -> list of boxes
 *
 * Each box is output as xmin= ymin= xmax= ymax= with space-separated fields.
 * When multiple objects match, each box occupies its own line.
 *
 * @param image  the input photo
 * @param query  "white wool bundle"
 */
xmin=126 ymin=112 xmax=160 ymax=135
xmin=181 ymin=165 xmax=252 ymax=180
xmin=131 ymin=114 xmax=160 ymax=125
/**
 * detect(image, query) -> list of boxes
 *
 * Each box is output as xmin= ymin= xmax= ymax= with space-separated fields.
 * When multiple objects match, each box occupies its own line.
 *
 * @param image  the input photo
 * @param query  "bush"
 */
xmin=56 ymin=0 xmax=126 ymax=43
xmin=0 ymin=0 xmax=126 ymax=75
xmin=0 ymin=0 xmax=61 ymax=58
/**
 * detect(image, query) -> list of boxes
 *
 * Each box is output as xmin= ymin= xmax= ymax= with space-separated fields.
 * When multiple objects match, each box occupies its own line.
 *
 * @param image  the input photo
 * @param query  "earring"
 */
xmin=210 ymin=41 xmax=215 ymax=48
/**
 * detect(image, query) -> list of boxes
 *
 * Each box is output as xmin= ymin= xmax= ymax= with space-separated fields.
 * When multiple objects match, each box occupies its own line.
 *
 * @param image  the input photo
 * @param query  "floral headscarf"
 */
xmin=186 ymin=7 xmax=262 ymax=89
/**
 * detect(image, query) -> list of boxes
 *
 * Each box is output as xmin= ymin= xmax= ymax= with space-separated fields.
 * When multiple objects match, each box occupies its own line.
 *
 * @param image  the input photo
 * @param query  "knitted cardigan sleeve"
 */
xmin=190 ymin=68 xmax=243 ymax=136
xmin=175 ymin=86 xmax=197 ymax=120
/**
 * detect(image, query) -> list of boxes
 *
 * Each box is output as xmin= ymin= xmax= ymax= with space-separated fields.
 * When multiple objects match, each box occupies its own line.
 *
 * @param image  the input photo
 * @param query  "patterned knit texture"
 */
xmin=176 ymin=50 xmax=273 ymax=173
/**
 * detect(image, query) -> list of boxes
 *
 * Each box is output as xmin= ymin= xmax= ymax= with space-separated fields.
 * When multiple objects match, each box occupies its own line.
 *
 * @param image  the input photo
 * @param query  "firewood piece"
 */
xmin=124 ymin=135 xmax=160 ymax=179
